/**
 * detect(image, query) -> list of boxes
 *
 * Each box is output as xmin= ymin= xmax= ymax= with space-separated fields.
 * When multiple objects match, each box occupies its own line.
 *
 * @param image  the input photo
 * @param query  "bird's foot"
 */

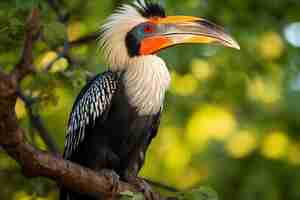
xmin=125 ymin=176 xmax=159 ymax=200
xmin=99 ymin=169 xmax=120 ymax=193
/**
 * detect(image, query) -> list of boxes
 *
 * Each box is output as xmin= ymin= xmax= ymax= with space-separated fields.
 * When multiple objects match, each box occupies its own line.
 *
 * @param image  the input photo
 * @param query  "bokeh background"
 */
xmin=1 ymin=0 xmax=300 ymax=199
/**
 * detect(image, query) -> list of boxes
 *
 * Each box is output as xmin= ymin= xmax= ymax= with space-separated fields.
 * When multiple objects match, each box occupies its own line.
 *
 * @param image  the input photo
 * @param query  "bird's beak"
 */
xmin=140 ymin=16 xmax=240 ymax=55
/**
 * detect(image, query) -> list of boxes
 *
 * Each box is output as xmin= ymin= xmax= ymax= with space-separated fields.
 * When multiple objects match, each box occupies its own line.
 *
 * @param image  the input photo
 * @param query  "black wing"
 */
xmin=63 ymin=71 xmax=119 ymax=159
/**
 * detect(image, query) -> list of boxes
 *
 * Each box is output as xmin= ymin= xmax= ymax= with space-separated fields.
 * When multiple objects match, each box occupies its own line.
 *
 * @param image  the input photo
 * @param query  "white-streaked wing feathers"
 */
xmin=64 ymin=72 xmax=118 ymax=158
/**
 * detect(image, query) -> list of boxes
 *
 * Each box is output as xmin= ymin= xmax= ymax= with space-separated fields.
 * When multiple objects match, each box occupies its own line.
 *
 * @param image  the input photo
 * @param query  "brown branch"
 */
xmin=0 ymin=96 xmax=135 ymax=198
xmin=0 ymin=48 xmax=138 ymax=200
xmin=0 ymin=7 xmax=136 ymax=199
xmin=11 ymin=8 xmax=40 ymax=82
xmin=0 ymin=69 xmax=173 ymax=199
xmin=0 ymin=7 xmax=174 ymax=200
xmin=10 ymin=7 xmax=60 ymax=154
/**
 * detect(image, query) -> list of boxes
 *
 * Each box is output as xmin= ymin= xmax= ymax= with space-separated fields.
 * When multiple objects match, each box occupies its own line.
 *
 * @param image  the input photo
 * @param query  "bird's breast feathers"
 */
xmin=123 ymin=55 xmax=170 ymax=115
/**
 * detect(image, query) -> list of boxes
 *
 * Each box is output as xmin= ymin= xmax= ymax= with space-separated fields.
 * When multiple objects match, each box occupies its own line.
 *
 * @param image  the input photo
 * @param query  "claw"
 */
xmin=99 ymin=169 xmax=120 ymax=193
xmin=125 ymin=176 xmax=160 ymax=200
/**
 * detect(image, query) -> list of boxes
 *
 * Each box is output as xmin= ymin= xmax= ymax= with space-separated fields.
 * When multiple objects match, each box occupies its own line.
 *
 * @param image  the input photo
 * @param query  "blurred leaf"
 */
xmin=15 ymin=0 xmax=41 ymax=9
xmin=120 ymin=191 xmax=144 ymax=200
xmin=2 ymin=0 xmax=300 ymax=200
xmin=178 ymin=187 xmax=218 ymax=200
xmin=43 ymin=22 xmax=67 ymax=47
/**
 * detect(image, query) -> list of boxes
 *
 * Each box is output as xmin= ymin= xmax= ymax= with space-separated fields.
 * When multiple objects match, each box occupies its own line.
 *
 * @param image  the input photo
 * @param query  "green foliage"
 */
xmin=178 ymin=187 xmax=218 ymax=200
xmin=15 ymin=0 xmax=41 ymax=10
xmin=43 ymin=22 xmax=67 ymax=48
xmin=120 ymin=191 xmax=145 ymax=200
xmin=0 ymin=7 xmax=26 ymax=53
xmin=1 ymin=0 xmax=300 ymax=200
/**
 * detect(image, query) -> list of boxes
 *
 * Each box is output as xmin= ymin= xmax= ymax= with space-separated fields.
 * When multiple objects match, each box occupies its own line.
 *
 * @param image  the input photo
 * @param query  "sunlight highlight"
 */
xmin=287 ymin=143 xmax=300 ymax=165
xmin=257 ymin=32 xmax=284 ymax=60
xmin=186 ymin=105 xmax=237 ymax=151
xmin=247 ymin=77 xmax=281 ymax=106
xmin=284 ymin=22 xmax=300 ymax=47
xmin=180 ymin=167 xmax=208 ymax=189
xmin=226 ymin=130 xmax=257 ymax=158
xmin=36 ymin=51 xmax=69 ymax=72
xmin=68 ymin=21 xmax=87 ymax=42
xmin=13 ymin=191 xmax=48 ymax=200
xmin=39 ymin=51 xmax=57 ymax=68
xmin=159 ymin=126 xmax=191 ymax=173
xmin=15 ymin=98 xmax=27 ymax=119
xmin=261 ymin=131 xmax=289 ymax=160
xmin=170 ymin=71 xmax=199 ymax=96
xmin=190 ymin=59 xmax=214 ymax=81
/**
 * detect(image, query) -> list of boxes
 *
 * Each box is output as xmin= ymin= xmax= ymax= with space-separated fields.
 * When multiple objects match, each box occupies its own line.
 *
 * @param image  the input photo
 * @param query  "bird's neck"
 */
xmin=121 ymin=55 xmax=171 ymax=115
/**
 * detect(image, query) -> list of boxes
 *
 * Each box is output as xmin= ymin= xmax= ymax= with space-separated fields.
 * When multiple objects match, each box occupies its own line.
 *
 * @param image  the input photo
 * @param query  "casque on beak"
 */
xmin=140 ymin=16 xmax=240 ymax=55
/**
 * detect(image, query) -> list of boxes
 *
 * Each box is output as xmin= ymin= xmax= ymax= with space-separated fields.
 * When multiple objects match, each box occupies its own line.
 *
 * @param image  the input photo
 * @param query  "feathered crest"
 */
xmin=98 ymin=0 xmax=166 ymax=70
xmin=133 ymin=0 xmax=166 ymax=18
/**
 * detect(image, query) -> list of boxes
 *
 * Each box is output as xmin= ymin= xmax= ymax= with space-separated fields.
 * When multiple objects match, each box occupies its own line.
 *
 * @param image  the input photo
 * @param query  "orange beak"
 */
xmin=140 ymin=16 xmax=240 ymax=55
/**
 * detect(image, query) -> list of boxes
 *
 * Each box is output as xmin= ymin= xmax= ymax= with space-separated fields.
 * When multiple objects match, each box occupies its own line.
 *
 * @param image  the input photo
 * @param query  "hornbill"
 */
xmin=60 ymin=0 xmax=239 ymax=199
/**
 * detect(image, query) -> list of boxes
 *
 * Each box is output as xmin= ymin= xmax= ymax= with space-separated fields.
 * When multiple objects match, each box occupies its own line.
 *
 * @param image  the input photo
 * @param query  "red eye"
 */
xmin=144 ymin=25 xmax=154 ymax=33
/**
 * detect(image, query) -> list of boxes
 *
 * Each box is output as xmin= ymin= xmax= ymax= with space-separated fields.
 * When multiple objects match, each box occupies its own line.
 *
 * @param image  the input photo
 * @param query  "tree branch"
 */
xmin=0 ymin=7 xmax=175 ymax=200
xmin=0 ymin=70 xmax=170 ymax=198
xmin=10 ymin=7 xmax=60 ymax=155
xmin=11 ymin=7 xmax=40 ymax=82
xmin=0 ymin=7 xmax=136 ymax=199
xmin=0 ymin=102 xmax=136 ymax=198
xmin=0 ymin=36 xmax=137 ymax=200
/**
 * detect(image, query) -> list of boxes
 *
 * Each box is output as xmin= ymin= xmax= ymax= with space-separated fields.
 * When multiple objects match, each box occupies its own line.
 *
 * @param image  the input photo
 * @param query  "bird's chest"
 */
xmin=121 ymin=61 xmax=170 ymax=116
xmin=109 ymin=84 xmax=155 ymax=132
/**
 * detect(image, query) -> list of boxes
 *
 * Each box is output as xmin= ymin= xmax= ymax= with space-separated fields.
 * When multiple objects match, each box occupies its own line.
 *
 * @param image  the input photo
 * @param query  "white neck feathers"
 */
xmin=99 ymin=4 xmax=147 ymax=71
xmin=123 ymin=55 xmax=171 ymax=115
xmin=99 ymin=2 xmax=171 ymax=115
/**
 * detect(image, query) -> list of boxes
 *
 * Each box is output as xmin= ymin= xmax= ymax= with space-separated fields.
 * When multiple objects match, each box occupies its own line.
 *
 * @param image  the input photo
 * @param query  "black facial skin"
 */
xmin=125 ymin=30 xmax=141 ymax=57
xmin=125 ymin=22 xmax=158 ymax=57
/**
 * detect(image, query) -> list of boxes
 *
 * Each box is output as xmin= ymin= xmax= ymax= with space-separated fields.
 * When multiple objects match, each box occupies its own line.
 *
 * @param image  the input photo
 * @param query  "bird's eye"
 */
xmin=143 ymin=24 xmax=154 ymax=33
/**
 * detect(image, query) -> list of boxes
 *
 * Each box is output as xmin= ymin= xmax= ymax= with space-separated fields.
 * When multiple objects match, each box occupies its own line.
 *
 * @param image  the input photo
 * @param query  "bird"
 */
xmin=60 ymin=0 xmax=239 ymax=199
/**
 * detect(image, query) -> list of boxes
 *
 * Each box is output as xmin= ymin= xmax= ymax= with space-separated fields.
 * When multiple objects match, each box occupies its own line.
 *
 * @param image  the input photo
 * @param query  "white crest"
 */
xmin=99 ymin=2 xmax=147 ymax=71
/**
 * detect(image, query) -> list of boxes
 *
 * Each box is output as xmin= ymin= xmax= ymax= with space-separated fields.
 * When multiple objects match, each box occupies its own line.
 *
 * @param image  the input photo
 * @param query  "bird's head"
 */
xmin=99 ymin=0 xmax=240 ymax=70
